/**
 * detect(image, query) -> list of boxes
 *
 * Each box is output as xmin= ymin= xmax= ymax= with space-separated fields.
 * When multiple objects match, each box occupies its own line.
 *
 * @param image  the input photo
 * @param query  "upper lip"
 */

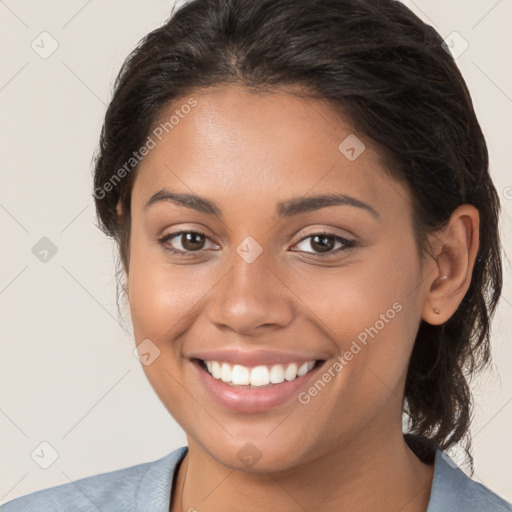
xmin=187 ymin=348 xmax=328 ymax=367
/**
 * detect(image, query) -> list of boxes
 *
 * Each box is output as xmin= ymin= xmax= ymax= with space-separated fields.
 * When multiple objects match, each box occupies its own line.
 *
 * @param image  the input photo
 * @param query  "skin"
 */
xmin=117 ymin=84 xmax=479 ymax=512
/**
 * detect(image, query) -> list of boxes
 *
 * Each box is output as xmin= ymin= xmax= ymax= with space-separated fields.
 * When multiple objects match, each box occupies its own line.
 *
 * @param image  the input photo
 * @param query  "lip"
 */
xmin=187 ymin=348 xmax=329 ymax=367
xmin=191 ymin=358 xmax=326 ymax=413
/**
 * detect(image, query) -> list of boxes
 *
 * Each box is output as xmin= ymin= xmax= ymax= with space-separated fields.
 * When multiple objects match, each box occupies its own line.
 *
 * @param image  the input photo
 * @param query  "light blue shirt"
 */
xmin=1 ymin=446 xmax=510 ymax=511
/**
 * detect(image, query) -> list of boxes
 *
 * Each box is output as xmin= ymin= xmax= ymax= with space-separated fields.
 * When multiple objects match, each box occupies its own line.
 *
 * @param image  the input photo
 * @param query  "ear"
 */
xmin=421 ymin=204 xmax=480 ymax=325
xmin=116 ymin=199 xmax=123 ymax=218
xmin=115 ymin=199 xmax=130 ymax=288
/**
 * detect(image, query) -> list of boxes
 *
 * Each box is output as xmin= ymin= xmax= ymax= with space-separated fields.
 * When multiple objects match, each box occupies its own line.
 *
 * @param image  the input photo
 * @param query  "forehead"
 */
xmin=131 ymin=85 xmax=409 ymax=219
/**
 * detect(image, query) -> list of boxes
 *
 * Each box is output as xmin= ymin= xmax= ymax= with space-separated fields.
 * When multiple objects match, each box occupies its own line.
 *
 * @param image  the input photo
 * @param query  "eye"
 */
xmin=157 ymin=230 xmax=357 ymax=258
xmin=291 ymin=232 xmax=356 ymax=256
xmin=158 ymin=230 xmax=219 ymax=255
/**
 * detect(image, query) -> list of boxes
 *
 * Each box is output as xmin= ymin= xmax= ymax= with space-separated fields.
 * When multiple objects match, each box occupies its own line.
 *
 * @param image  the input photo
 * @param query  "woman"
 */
xmin=3 ymin=0 xmax=510 ymax=510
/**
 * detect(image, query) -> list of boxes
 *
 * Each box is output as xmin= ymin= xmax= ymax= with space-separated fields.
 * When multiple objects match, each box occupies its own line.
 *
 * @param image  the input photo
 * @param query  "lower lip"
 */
xmin=191 ymin=359 xmax=326 ymax=413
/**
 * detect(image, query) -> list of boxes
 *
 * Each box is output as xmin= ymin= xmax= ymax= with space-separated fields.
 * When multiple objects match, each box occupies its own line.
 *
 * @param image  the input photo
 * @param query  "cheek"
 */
xmin=289 ymin=244 xmax=421 ymax=398
xmin=126 ymin=237 xmax=205 ymax=418
xmin=291 ymin=240 xmax=419 ymax=335
xmin=127 ymin=230 xmax=212 ymax=342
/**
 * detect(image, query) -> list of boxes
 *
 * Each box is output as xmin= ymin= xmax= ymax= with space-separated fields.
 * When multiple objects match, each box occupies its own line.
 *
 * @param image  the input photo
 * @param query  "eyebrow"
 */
xmin=144 ymin=189 xmax=379 ymax=219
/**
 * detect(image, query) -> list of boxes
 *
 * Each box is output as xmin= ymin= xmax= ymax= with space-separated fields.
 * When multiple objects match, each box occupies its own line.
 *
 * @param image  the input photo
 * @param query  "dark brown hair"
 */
xmin=92 ymin=0 xmax=503 ymax=471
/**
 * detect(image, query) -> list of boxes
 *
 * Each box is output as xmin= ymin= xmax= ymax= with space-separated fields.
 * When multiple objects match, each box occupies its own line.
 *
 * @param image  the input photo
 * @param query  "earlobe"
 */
xmin=421 ymin=205 xmax=480 ymax=325
xmin=422 ymin=274 xmax=448 ymax=324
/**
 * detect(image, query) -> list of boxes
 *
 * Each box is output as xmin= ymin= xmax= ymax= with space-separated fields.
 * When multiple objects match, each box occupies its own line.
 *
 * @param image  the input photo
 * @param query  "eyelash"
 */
xmin=157 ymin=230 xmax=358 ymax=258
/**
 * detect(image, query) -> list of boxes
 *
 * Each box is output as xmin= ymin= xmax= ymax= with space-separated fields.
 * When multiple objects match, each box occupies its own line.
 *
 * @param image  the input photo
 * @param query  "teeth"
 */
xmin=220 ymin=362 xmax=232 ymax=383
xmin=297 ymin=362 xmax=310 ymax=377
xmin=202 ymin=359 xmax=317 ymax=386
xmin=284 ymin=363 xmax=298 ymax=381
xmin=231 ymin=365 xmax=250 ymax=385
xmin=269 ymin=364 xmax=285 ymax=384
xmin=211 ymin=361 xmax=221 ymax=379
xmin=250 ymin=365 xmax=270 ymax=386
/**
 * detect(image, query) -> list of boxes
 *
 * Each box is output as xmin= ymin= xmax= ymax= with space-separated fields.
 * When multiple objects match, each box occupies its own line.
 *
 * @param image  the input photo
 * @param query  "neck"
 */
xmin=171 ymin=427 xmax=434 ymax=512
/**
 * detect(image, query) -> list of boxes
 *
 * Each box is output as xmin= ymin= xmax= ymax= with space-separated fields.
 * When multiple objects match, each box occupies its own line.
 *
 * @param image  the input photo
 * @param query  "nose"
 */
xmin=206 ymin=249 xmax=295 ymax=337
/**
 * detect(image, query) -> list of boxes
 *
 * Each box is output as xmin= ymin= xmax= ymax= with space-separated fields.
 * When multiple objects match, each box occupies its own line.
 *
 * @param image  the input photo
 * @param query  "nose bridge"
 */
xmin=207 ymin=240 xmax=294 ymax=335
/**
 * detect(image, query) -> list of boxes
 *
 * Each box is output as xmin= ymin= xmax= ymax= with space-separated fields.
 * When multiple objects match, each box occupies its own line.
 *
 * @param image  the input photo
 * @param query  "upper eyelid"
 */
xmin=160 ymin=230 xmax=219 ymax=248
xmin=294 ymin=232 xmax=352 ymax=245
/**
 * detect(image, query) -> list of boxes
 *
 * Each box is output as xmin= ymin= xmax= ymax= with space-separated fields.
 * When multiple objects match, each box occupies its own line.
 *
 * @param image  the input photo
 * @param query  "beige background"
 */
xmin=1 ymin=0 xmax=511 ymax=504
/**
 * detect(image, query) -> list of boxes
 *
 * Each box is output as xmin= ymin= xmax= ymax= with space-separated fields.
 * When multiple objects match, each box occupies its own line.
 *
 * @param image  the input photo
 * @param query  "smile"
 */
xmin=200 ymin=359 xmax=319 ymax=387
xmin=192 ymin=358 xmax=327 ymax=413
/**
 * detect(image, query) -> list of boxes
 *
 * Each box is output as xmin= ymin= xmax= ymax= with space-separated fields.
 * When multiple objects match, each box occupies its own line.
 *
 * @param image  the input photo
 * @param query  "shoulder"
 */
xmin=428 ymin=449 xmax=511 ymax=512
xmin=0 ymin=446 xmax=188 ymax=512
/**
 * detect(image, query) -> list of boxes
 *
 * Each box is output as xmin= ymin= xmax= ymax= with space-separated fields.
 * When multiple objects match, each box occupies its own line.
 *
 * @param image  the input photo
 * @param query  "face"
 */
xmin=125 ymin=85 xmax=430 ymax=472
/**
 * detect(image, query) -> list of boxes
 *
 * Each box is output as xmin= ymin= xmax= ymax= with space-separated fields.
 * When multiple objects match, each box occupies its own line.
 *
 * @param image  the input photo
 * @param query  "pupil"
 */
xmin=182 ymin=233 xmax=204 ymax=251
xmin=312 ymin=235 xmax=334 ymax=253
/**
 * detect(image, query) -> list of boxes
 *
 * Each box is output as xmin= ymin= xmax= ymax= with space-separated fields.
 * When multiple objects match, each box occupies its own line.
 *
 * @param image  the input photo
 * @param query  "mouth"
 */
xmin=191 ymin=357 xmax=327 ymax=413
xmin=196 ymin=358 xmax=324 ymax=387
